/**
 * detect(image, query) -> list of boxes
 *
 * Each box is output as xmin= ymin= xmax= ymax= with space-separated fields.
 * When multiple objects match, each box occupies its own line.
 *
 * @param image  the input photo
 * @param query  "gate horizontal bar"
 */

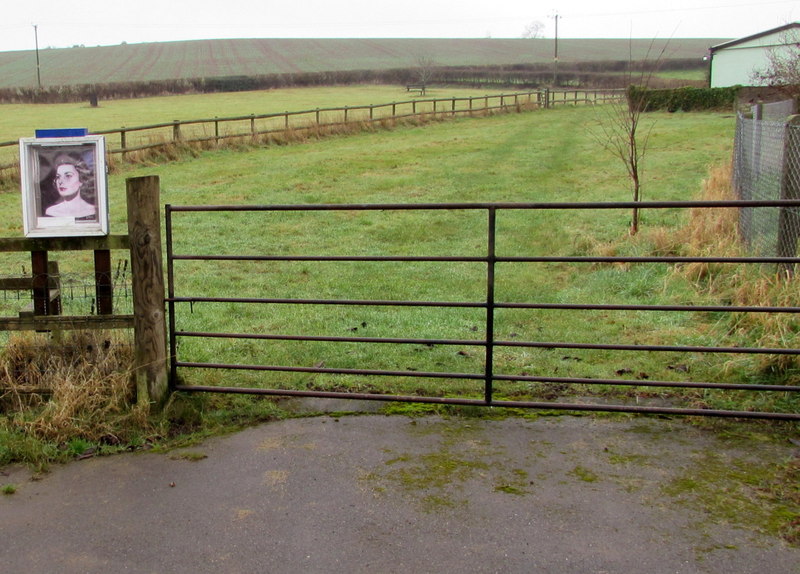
xmin=493 ymin=373 xmax=800 ymax=392
xmin=169 ymin=296 xmax=485 ymax=308
xmin=170 ymin=253 xmax=800 ymax=265
xmin=173 ymin=329 xmax=798 ymax=356
xmin=166 ymin=199 xmax=800 ymax=212
xmin=172 ymin=384 xmax=800 ymax=421
xmin=167 ymin=296 xmax=800 ymax=315
xmin=175 ymin=359 xmax=800 ymax=390
xmin=175 ymin=330 xmax=483 ymax=346
xmin=497 ymin=340 xmax=800 ymax=355
xmin=175 ymin=361 xmax=485 ymax=380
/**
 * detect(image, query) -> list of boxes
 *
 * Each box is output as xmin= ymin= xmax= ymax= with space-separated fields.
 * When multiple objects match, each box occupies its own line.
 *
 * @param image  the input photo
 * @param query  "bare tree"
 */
xmin=592 ymin=39 xmax=669 ymax=235
xmin=415 ymin=55 xmax=437 ymax=86
xmin=593 ymin=89 xmax=654 ymax=235
xmin=522 ymin=21 xmax=545 ymax=39
xmin=750 ymin=28 xmax=800 ymax=98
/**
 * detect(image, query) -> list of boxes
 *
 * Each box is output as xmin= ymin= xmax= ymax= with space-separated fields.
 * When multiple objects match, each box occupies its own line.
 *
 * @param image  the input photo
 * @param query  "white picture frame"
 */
xmin=19 ymin=135 xmax=109 ymax=237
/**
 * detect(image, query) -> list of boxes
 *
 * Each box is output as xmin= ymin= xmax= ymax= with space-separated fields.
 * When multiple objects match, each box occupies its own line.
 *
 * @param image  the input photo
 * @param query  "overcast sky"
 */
xmin=0 ymin=0 xmax=797 ymax=53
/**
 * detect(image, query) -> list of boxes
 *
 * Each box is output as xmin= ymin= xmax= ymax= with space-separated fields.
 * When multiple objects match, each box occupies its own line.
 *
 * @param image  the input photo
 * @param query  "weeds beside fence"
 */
xmin=0 ymin=89 xmax=623 ymax=187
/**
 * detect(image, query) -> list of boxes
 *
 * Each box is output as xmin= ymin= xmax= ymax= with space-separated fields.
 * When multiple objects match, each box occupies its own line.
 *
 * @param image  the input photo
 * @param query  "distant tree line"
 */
xmin=0 ymin=59 xmax=707 ymax=104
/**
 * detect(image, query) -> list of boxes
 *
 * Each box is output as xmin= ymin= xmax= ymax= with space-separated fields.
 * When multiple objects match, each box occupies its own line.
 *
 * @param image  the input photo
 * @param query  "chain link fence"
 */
xmin=734 ymin=104 xmax=800 ymax=267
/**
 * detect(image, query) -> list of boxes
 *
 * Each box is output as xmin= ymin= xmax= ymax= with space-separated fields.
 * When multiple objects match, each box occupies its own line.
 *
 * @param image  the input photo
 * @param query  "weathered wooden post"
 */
xmin=31 ymin=250 xmax=49 ymax=315
xmin=126 ymin=175 xmax=169 ymax=408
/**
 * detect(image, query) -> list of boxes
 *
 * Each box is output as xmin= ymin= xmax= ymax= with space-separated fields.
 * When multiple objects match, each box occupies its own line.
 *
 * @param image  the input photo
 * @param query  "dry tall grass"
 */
xmin=671 ymin=162 xmax=799 ymax=373
xmin=0 ymin=330 xmax=147 ymax=444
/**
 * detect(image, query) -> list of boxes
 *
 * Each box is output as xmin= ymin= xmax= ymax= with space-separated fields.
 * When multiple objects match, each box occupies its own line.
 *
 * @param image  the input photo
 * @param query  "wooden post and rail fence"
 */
xmin=0 ymin=176 xmax=168 ymax=406
xmin=0 ymin=89 xmax=623 ymax=178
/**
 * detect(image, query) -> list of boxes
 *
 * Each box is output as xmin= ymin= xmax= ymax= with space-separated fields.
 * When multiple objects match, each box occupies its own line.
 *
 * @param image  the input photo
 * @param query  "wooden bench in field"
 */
xmin=406 ymin=84 xmax=426 ymax=95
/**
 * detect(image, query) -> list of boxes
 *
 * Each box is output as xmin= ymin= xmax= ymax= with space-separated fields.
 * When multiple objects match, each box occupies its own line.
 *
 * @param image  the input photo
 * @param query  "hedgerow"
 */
xmin=628 ymin=85 xmax=740 ymax=112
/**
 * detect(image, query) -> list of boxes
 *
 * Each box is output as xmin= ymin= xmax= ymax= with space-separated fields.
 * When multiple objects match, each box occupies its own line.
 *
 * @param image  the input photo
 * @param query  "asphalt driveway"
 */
xmin=2 ymin=411 xmax=798 ymax=573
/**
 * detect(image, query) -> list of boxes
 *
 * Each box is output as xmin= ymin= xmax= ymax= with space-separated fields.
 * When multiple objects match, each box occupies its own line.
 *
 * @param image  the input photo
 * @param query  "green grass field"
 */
xmin=0 ymin=85 xmax=518 ymax=167
xmin=1 ymin=88 xmax=795 ymax=414
xmin=0 ymin=85 xmax=513 ymax=143
xmin=0 ymin=37 xmax=723 ymax=89
xmin=153 ymin=105 xmax=741 ymax=401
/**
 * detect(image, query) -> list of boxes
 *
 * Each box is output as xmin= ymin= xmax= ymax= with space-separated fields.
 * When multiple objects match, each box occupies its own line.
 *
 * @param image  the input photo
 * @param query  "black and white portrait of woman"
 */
xmin=19 ymin=135 xmax=108 ymax=237
xmin=44 ymin=151 xmax=98 ymax=219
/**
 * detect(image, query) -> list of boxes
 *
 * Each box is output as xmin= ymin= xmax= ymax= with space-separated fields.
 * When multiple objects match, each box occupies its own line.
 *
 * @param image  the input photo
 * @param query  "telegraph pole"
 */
xmin=551 ymin=13 xmax=559 ymax=86
xmin=33 ymin=24 xmax=42 ymax=90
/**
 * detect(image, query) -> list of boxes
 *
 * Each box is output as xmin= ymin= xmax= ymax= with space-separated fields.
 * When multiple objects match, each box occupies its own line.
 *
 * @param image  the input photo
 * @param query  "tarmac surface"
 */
xmin=2 ymin=406 xmax=799 ymax=574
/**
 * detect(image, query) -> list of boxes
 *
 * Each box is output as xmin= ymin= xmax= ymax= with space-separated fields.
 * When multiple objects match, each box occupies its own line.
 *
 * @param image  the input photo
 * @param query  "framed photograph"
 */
xmin=19 ymin=135 xmax=108 ymax=237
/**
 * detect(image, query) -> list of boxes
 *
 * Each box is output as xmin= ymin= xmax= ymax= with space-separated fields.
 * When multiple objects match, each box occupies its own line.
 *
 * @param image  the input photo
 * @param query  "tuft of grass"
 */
xmin=2 ymin=484 xmax=16 ymax=495
xmin=569 ymin=465 xmax=599 ymax=483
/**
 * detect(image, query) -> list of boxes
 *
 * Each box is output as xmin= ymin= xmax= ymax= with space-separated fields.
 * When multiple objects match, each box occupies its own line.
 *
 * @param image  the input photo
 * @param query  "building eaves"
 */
xmin=710 ymin=21 xmax=800 ymax=53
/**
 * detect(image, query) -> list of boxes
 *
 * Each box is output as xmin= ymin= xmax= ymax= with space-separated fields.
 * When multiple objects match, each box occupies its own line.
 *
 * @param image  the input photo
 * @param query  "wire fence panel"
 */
xmin=734 ymin=111 xmax=800 ymax=268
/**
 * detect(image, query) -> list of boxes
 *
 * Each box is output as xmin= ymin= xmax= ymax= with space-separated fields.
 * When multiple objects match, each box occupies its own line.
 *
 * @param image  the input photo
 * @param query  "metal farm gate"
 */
xmin=165 ymin=201 xmax=800 ymax=421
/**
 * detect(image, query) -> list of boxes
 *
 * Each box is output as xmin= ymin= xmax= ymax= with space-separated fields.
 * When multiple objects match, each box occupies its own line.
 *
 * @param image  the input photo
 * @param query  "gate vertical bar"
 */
xmin=484 ymin=207 xmax=497 ymax=404
xmin=165 ymin=205 xmax=178 ymax=390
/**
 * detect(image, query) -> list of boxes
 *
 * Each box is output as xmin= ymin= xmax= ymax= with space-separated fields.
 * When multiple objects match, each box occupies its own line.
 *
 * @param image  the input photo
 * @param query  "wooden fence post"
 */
xmin=172 ymin=120 xmax=181 ymax=141
xmin=94 ymin=249 xmax=113 ymax=314
xmin=126 ymin=175 xmax=169 ymax=408
xmin=31 ymin=250 xmax=49 ymax=316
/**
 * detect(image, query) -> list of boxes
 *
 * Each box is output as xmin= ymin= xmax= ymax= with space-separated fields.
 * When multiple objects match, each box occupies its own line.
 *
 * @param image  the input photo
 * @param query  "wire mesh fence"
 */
xmin=734 ymin=110 xmax=800 ymax=267
xmin=0 ymin=259 xmax=133 ymax=318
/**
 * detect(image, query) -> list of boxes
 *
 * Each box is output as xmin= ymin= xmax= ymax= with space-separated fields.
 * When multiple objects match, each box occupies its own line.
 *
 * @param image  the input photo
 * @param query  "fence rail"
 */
xmin=0 ymin=89 xmax=623 ymax=176
xmin=0 ymin=235 xmax=132 ymax=332
xmin=166 ymin=200 xmax=800 ymax=421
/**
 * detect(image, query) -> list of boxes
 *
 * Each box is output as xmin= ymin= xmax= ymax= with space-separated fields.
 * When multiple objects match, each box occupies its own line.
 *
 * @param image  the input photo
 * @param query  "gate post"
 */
xmin=126 ymin=176 xmax=169 ymax=408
